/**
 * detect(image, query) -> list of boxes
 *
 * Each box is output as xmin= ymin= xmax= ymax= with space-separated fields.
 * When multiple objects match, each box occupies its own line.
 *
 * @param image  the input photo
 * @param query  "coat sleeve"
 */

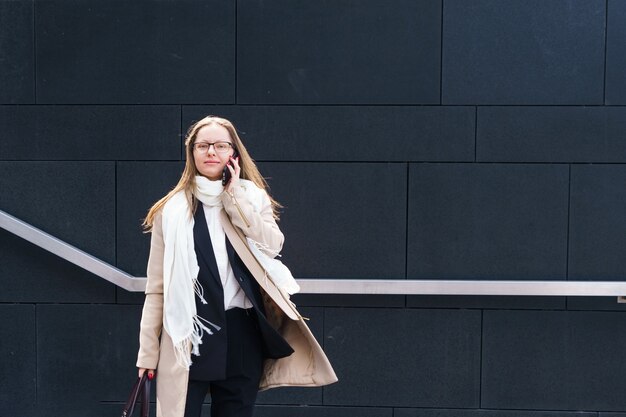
xmin=221 ymin=181 xmax=284 ymax=255
xmin=136 ymin=211 xmax=164 ymax=370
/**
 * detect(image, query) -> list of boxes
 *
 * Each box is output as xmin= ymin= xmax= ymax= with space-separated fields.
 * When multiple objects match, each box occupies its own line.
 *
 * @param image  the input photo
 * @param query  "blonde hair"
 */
xmin=142 ymin=115 xmax=280 ymax=231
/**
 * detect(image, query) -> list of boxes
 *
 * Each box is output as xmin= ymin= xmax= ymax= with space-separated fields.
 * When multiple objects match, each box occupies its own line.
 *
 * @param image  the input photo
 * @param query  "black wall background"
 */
xmin=1 ymin=0 xmax=626 ymax=416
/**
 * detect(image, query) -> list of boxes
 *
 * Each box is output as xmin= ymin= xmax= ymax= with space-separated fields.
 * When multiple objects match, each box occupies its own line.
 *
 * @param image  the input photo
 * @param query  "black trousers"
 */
xmin=184 ymin=308 xmax=265 ymax=417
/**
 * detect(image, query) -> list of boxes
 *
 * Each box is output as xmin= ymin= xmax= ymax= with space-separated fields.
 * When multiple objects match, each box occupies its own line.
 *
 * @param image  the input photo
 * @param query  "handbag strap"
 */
xmin=121 ymin=373 xmax=151 ymax=417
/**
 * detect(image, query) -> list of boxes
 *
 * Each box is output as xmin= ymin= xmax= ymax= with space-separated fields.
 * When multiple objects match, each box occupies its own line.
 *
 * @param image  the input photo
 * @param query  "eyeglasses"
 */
xmin=193 ymin=141 xmax=234 ymax=154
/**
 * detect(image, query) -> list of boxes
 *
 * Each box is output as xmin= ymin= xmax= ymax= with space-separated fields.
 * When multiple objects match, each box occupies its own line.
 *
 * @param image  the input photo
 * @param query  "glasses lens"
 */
xmin=194 ymin=143 xmax=209 ymax=152
xmin=214 ymin=142 xmax=232 ymax=153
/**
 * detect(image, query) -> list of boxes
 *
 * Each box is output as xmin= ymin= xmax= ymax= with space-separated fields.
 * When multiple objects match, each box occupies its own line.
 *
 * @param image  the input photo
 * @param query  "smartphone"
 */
xmin=222 ymin=151 xmax=239 ymax=186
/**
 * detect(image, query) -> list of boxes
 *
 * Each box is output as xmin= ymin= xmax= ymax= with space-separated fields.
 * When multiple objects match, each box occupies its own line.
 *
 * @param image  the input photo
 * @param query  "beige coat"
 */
xmin=136 ymin=181 xmax=338 ymax=417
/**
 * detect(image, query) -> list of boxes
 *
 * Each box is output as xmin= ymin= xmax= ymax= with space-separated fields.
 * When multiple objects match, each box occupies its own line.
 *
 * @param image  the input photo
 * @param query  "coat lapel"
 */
xmin=193 ymin=204 xmax=222 ymax=286
xmin=219 ymin=209 xmax=300 ymax=320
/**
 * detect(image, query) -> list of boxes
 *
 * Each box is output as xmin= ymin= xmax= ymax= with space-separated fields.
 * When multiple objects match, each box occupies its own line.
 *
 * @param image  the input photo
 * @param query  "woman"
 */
xmin=136 ymin=116 xmax=337 ymax=417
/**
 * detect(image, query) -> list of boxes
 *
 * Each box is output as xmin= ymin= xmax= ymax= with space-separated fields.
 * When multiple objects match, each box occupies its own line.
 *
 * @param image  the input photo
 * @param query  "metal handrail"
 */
xmin=2 ymin=209 xmax=625 ymax=299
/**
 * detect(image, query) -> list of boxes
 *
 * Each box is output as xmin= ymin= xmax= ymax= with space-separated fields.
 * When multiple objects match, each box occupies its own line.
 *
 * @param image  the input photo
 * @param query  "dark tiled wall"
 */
xmin=1 ymin=1 xmax=625 ymax=416
xmin=442 ymin=0 xmax=606 ymax=105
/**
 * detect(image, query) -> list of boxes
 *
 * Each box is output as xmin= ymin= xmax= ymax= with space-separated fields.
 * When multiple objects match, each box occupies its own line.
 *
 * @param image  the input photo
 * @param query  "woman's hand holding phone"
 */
xmin=223 ymin=154 xmax=240 ymax=192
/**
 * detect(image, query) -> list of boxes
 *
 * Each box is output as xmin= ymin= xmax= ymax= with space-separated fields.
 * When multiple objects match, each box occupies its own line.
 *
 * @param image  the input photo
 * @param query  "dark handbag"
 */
xmin=121 ymin=373 xmax=151 ymax=417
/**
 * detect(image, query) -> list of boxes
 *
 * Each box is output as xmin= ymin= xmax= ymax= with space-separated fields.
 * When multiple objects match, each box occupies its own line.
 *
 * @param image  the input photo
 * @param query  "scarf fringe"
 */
xmin=193 ymin=278 xmax=208 ymax=305
xmin=249 ymin=239 xmax=281 ymax=258
xmin=172 ymin=314 xmax=222 ymax=369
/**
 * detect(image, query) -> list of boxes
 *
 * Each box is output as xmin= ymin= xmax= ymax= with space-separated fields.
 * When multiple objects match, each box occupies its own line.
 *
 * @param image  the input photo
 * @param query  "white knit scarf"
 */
xmin=161 ymin=176 xmax=225 ymax=369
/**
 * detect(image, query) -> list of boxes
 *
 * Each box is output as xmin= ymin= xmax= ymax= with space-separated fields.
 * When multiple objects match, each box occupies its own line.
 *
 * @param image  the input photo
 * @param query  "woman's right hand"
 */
xmin=138 ymin=368 xmax=155 ymax=380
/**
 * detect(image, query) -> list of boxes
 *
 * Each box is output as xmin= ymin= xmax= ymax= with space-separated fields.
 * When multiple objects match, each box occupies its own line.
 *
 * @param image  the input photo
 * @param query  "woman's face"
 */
xmin=192 ymin=123 xmax=235 ymax=181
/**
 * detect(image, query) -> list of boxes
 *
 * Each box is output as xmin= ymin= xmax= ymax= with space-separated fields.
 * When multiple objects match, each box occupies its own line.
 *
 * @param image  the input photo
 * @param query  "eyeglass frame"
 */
xmin=192 ymin=141 xmax=236 ymax=154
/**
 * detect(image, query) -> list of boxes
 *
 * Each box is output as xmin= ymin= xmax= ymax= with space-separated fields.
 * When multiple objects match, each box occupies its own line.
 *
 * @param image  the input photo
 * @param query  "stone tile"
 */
xmin=0 ymin=1 xmax=34 ymax=103
xmin=293 ymin=294 xmax=405 ymax=308
xmin=99 ymin=403 xmax=157 ymax=417
xmin=407 ymin=295 xmax=565 ymax=310
xmin=256 ymin=405 xmax=392 ymax=417
xmin=0 ymin=305 xmax=36 ymax=416
xmin=569 ymin=165 xmax=626 ymax=281
xmin=482 ymin=310 xmax=626 ymax=410
xmin=605 ymin=0 xmax=626 ymax=104
xmin=566 ymin=297 xmax=626 ymax=312
xmin=237 ymin=0 xmax=441 ymax=104
xmin=258 ymin=162 xmax=407 ymax=279
xmin=477 ymin=107 xmax=626 ymax=163
xmin=395 ymin=409 xmax=597 ymax=417
xmin=183 ymin=106 xmax=475 ymax=162
xmin=324 ymin=308 xmax=481 ymax=407
xmin=36 ymin=304 xmax=144 ymax=416
xmin=0 ymin=105 xmax=180 ymax=160
xmin=407 ymin=163 xmax=569 ymax=279
xmin=443 ymin=0 xmax=605 ymax=104
xmin=36 ymin=1 xmax=234 ymax=104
